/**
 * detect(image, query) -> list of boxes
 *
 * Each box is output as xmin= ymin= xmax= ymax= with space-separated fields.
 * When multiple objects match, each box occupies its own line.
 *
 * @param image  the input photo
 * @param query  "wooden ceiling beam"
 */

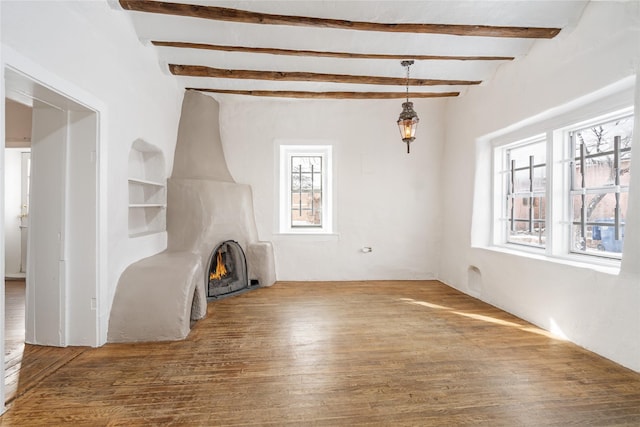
xmin=188 ymin=88 xmax=460 ymax=99
xmin=152 ymin=41 xmax=515 ymax=62
xmin=120 ymin=1 xmax=561 ymax=39
xmin=170 ymin=65 xmax=482 ymax=86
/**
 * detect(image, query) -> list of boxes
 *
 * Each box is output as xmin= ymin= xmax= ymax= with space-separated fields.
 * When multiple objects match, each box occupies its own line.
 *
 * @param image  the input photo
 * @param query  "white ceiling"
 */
xmin=117 ymin=1 xmax=589 ymax=98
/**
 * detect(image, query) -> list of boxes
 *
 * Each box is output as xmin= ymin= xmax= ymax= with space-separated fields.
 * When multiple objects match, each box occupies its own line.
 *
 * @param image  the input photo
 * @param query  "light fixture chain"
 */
xmin=406 ymin=63 xmax=410 ymax=102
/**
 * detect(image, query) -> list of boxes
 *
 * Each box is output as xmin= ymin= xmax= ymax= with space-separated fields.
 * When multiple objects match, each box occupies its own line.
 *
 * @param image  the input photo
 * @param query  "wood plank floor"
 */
xmin=1 ymin=280 xmax=640 ymax=425
xmin=4 ymin=279 xmax=85 ymax=404
xmin=4 ymin=279 xmax=27 ymax=403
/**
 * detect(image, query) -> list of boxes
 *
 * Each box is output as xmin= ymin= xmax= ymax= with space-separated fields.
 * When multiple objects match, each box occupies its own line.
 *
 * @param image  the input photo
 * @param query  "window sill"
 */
xmin=273 ymin=232 xmax=340 ymax=241
xmin=481 ymin=245 xmax=621 ymax=275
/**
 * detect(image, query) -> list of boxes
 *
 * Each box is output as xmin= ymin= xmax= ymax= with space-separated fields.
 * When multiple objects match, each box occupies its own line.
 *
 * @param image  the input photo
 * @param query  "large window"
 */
xmin=279 ymin=145 xmax=333 ymax=234
xmin=494 ymin=107 xmax=634 ymax=262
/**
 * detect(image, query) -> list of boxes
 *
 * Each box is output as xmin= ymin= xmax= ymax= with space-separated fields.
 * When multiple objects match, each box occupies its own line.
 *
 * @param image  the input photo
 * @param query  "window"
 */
xmin=291 ymin=156 xmax=323 ymax=227
xmin=279 ymin=145 xmax=333 ymax=234
xmin=502 ymin=137 xmax=547 ymax=248
xmin=494 ymin=107 xmax=633 ymax=262
xmin=569 ymin=113 xmax=633 ymax=257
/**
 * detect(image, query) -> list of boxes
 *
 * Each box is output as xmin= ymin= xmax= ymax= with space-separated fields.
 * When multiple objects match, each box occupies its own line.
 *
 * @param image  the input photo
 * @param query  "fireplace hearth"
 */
xmin=207 ymin=240 xmax=256 ymax=299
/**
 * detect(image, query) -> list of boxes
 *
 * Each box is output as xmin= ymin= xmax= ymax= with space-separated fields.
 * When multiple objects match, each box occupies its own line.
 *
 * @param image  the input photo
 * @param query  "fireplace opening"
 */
xmin=207 ymin=240 xmax=254 ymax=300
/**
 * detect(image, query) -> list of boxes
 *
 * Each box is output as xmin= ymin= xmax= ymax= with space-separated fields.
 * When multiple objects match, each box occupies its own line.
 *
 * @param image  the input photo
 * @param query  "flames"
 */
xmin=209 ymin=251 xmax=227 ymax=280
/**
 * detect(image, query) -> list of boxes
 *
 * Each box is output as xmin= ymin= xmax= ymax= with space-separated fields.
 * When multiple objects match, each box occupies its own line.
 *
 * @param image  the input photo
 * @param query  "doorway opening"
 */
xmin=3 ymin=66 xmax=100 ymax=404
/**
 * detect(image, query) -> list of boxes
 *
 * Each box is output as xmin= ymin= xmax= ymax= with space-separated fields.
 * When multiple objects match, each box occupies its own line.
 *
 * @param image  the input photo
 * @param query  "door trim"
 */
xmin=1 ymin=45 xmax=108 ymax=411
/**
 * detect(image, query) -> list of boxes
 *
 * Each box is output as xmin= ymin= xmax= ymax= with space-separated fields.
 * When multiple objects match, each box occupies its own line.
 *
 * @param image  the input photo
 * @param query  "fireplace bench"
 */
xmin=108 ymin=251 xmax=206 ymax=342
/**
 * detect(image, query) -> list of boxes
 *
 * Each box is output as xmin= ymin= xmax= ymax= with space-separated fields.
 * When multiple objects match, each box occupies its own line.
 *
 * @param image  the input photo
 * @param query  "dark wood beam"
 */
xmin=152 ymin=41 xmax=515 ymax=62
xmin=188 ymin=88 xmax=460 ymax=99
xmin=120 ymin=1 xmax=561 ymax=39
xmin=170 ymin=65 xmax=482 ymax=86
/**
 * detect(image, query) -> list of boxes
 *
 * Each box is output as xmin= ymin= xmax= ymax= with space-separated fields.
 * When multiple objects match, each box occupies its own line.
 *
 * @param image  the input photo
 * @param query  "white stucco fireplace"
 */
xmin=108 ymin=91 xmax=276 ymax=342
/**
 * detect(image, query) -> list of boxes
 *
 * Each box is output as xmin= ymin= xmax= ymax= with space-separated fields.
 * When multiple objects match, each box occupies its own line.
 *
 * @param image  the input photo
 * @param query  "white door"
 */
xmin=19 ymin=151 xmax=30 ymax=273
xmin=26 ymin=102 xmax=66 ymax=346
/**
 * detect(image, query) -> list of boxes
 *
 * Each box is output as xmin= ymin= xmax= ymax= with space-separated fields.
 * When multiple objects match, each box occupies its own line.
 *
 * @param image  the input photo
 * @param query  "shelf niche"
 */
xmin=128 ymin=139 xmax=166 ymax=237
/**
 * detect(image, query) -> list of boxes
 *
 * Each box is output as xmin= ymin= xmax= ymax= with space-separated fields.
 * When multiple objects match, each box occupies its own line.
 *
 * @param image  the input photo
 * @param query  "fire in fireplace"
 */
xmin=207 ymin=240 xmax=252 ymax=299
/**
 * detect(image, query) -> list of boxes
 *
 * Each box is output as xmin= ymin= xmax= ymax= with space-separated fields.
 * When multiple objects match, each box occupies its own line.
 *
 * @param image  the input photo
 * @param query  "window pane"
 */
xmin=291 ymin=192 xmax=322 ymax=227
xmin=510 ymin=197 xmax=546 ymax=222
xmin=300 ymin=174 xmax=312 ymax=190
xmin=292 ymin=156 xmax=322 ymax=173
xmin=573 ymin=191 xmax=630 ymax=222
xmin=572 ymin=223 xmax=624 ymax=255
xmin=504 ymin=138 xmax=547 ymax=249
xmin=575 ymin=153 xmax=615 ymax=188
xmin=290 ymin=155 xmax=323 ymax=228
xmin=511 ymin=196 xmax=529 ymax=220
xmin=511 ymin=167 xmax=545 ymax=193
xmin=291 ymin=173 xmax=300 ymax=191
xmin=532 ymin=196 xmax=546 ymax=221
xmin=513 ymin=169 xmax=530 ymax=193
xmin=574 ymin=115 xmax=633 ymax=190
xmin=508 ymin=221 xmax=546 ymax=247
xmin=508 ymin=193 xmax=546 ymax=247
xmin=507 ymin=141 xmax=546 ymax=193
xmin=575 ymin=116 xmax=633 ymax=158
xmin=532 ymin=166 xmax=546 ymax=191
xmin=509 ymin=142 xmax=546 ymax=166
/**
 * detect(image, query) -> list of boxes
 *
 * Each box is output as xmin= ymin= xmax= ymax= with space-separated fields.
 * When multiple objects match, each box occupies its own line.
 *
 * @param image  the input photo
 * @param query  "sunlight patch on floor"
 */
xmin=399 ymin=297 xmax=566 ymax=341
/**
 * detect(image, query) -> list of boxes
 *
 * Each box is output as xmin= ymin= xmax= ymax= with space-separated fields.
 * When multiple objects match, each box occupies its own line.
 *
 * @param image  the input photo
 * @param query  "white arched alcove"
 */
xmin=128 ymin=139 xmax=166 ymax=237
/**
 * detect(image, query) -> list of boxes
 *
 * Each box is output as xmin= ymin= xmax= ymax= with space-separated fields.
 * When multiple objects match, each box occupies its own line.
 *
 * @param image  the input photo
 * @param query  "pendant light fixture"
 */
xmin=397 ymin=60 xmax=419 ymax=153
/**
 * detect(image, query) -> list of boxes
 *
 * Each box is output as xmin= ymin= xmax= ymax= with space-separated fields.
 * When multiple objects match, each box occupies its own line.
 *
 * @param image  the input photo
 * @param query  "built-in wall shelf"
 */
xmin=128 ymin=177 xmax=165 ymax=187
xmin=128 ymin=203 xmax=166 ymax=208
xmin=128 ymin=230 xmax=166 ymax=239
xmin=128 ymin=139 xmax=166 ymax=237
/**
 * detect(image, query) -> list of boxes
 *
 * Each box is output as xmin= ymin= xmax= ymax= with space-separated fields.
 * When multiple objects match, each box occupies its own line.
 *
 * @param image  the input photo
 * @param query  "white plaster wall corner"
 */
xmin=157 ymin=59 xmax=173 ymax=77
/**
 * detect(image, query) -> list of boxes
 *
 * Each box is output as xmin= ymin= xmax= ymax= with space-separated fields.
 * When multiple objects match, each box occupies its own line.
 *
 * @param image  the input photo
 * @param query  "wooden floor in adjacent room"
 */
xmin=4 ymin=279 xmax=84 ymax=404
xmin=2 ymin=280 xmax=640 ymax=426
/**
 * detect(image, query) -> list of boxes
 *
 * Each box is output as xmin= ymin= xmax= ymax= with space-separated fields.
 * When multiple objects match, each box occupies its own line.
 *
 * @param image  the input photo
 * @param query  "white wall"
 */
xmin=440 ymin=1 xmax=640 ymax=371
xmin=219 ymin=97 xmax=445 ymax=281
xmin=66 ymin=110 xmax=98 ymax=345
xmin=1 ymin=0 xmax=183 ymax=343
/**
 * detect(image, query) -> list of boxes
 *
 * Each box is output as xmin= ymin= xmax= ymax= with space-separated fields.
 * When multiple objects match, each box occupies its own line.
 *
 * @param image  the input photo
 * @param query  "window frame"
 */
xmin=492 ymin=105 xmax=634 ymax=265
xmin=279 ymin=144 xmax=333 ymax=234
xmin=501 ymin=135 xmax=548 ymax=249
xmin=567 ymin=111 xmax=634 ymax=259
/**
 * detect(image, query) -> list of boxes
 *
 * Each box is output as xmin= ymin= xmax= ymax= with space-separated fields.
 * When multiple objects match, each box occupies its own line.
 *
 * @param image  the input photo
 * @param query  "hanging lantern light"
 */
xmin=397 ymin=60 xmax=419 ymax=153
